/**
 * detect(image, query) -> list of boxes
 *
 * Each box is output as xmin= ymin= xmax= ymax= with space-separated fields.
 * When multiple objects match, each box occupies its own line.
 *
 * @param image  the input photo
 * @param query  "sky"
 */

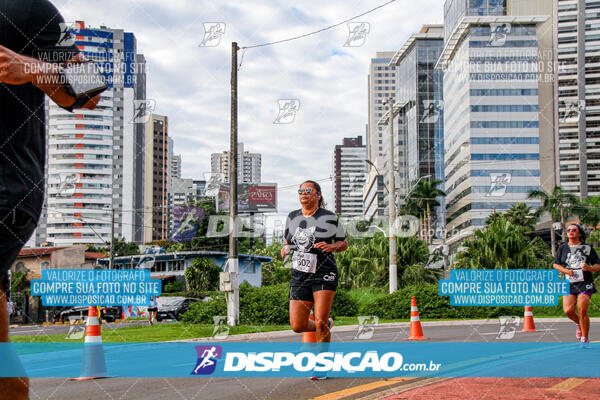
xmin=53 ymin=0 xmax=444 ymax=232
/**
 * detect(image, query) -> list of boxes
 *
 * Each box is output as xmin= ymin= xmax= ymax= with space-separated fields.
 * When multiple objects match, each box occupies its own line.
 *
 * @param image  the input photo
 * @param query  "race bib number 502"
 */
xmin=292 ymin=252 xmax=317 ymax=274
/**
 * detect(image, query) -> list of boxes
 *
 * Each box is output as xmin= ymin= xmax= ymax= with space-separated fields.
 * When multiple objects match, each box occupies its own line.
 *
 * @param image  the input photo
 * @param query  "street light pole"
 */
xmin=226 ymin=42 xmax=240 ymax=326
xmin=385 ymin=98 xmax=397 ymax=294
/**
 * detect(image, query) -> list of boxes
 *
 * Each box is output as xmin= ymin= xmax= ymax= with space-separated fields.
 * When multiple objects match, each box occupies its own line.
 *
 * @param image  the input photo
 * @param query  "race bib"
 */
xmin=292 ymin=252 xmax=317 ymax=274
xmin=568 ymin=269 xmax=584 ymax=283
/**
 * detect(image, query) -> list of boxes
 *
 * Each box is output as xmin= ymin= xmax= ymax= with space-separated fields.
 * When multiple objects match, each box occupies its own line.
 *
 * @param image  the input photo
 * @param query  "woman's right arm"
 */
xmin=553 ymin=263 xmax=573 ymax=276
xmin=280 ymin=240 xmax=289 ymax=259
xmin=553 ymin=247 xmax=573 ymax=276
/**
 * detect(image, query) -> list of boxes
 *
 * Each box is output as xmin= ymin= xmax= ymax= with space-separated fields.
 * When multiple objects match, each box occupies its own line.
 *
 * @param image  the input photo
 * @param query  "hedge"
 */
xmin=182 ymin=283 xmax=360 ymax=324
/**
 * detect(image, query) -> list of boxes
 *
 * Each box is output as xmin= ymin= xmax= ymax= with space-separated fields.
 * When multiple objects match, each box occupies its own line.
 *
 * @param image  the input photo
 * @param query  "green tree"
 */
xmin=255 ymin=241 xmax=291 ymax=286
xmin=184 ymin=257 xmax=221 ymax=291
xmin=336 ymin=233 xmax=437 ymax=289
xmin=528 ymin=186 xmax=577 ymax=256
xmin=504 ymin=202 xmax=537 ymax=231
xmin=111 ymin=236 xmax=140 ymax=256
xmin=10 ymin=269 xmax=29 ymax=293
xmin=573 ymin=195 xmax=600 ymax=230
xmin=453 ymin=214 xmax=553 ymax=269
xmin=401 ymin=179 xmax=445 ymax=243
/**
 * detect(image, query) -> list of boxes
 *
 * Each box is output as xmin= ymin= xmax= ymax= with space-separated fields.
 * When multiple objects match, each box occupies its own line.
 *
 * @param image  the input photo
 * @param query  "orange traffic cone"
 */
xmin=302 ymin=310 xmax=316 ymax=343
xmin=406 ymin=297 xmax=427 ymax=340
xmin=522 ymin=306 xmax=536 ymax=332
xmin=70 ymin=306 xmax=108 ymax=380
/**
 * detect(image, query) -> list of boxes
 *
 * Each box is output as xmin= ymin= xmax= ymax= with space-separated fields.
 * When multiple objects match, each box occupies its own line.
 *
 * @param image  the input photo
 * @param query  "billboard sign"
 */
xmin=218 ymin=183 xmax=277 ymax=213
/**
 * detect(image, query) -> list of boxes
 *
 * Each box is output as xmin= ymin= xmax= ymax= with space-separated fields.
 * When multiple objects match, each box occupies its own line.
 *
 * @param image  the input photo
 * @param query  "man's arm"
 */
xmin=0 ymin=46 xmax=99 ymax=110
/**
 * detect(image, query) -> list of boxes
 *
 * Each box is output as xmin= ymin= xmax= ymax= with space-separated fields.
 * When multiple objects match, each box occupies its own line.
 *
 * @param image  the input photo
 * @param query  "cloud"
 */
xmin=57 ymin=0 xmax=444 ymax=218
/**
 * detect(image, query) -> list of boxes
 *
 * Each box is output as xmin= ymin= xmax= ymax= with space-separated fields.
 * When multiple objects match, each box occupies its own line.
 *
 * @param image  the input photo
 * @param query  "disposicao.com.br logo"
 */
xmin=190 ymin=347 xmax=441 ymax=376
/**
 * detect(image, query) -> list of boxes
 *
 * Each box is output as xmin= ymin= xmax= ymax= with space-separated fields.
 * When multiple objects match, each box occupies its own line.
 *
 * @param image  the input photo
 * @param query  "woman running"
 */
xmin=281 ymin=180 xmax=348 ymax=376
xmin=553 ymin=223 xmax=600 ymax=348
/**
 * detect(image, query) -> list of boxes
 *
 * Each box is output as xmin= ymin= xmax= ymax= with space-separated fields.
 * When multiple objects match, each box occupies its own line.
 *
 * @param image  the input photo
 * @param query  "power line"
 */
xmin=240 ymin=0 xmax=398 ymax=49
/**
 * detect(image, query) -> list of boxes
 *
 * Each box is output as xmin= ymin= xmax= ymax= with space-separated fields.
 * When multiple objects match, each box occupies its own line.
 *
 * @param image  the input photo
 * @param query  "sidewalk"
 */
xmin=172 ymin=317 xmax=600 ymax=342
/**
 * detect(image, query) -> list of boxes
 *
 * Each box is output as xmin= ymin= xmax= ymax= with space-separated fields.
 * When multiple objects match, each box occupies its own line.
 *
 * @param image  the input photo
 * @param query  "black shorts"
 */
xmin=570 ymin=281 xmax=596 ymax=296
xmin=289 ymin=282 xmax=337 ymax=302
xmin=148 ymin=307 xmax=158 ymax=312
xmin=0 ymin=208 xmax=38 ymax=294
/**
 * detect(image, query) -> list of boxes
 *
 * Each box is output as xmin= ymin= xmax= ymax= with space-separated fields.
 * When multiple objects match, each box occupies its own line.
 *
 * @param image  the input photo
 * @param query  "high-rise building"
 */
xmin=367 ymin=51 xmax=397 ymax=162
xmin=364 ymin=51 xmax=396 ymax=218
xmin=143 ymin=114 xmax=169 ymax=243
xmin=333 ymin=136 xmax=367 ymax=217
xmin=210 ymin=142 xmax=261 ymax=183
xmin=45 ymin=21 xmax=146 ymax=246
xmin=437 ymin=0 xmax=556 ymax=246
xmin=556 ymin=0 xmax=600 ymax=198
xmin=390 ymin=24 xmax=445 ymax=234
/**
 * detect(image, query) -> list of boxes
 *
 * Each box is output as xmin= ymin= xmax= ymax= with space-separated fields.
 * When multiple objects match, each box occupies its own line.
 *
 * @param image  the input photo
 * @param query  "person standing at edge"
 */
xmin=281 ymin=180 xmax=348 ymax=379
xmin=0 ymin=1 xmax=103 ymax=398
xmin=553 ymin=223 xmax=600 ymax=348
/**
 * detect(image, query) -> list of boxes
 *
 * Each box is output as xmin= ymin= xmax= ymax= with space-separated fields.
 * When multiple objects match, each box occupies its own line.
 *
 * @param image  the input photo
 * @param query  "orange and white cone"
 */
xmin=406 ymin=297 xmax=427 ymax=340
xmin=302 ymin=310 xmax=316 ymax=343
xmin=71 ymin=306 xmax=108 ymax=380
xmin=522 ymin=306 xmax=536 ymax=332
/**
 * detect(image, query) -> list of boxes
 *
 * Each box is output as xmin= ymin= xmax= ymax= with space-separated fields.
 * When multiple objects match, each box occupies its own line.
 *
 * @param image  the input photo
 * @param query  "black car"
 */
xmin=59 ymin=306 xmax=121 ymax=323
xmin=156 ymin=297 xmax=197 ymax=321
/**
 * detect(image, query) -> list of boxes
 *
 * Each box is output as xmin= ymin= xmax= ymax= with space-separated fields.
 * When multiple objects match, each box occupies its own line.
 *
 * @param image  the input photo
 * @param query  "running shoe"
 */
xmin=309 ymin=376 xmax=327 ymax=380
xmin=576 ymin=324 xmax=582 ymax=340
xmin=581 ymin=337 xmax=591 ymax=349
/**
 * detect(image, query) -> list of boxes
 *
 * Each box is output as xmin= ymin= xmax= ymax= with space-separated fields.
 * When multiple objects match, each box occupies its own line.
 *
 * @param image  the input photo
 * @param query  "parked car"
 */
xmin=156 ymin=297 xmax=197 ymax=321
xmin=59 ymin=306 xmax=121 ymax=323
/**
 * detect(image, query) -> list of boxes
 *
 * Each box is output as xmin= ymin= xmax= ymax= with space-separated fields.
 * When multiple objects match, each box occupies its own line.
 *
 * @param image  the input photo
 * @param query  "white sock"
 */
xmin=581 ymin=336 xmax=588 ymax=342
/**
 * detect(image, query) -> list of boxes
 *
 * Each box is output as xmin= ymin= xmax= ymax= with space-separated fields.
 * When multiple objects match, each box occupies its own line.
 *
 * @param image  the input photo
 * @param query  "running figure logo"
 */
xmin=199 ymin=23 xmax=226 ymax=47
xmin=488 ymin=23 xmax=511 ymax=46
xmin=273 ymin=99 xmax=300 ymax=124
xmin=497 ymin=316 xmax=520 ymax=339
xmin=354 ymin=316 xmax=379 ymax=340
xmin=559 ymin=100 xmax=585 ymax=124
xmin=131 ymin=100 xmax=156 ymax=123
xmin=344 ymin=22 xmax=370 ymax=47
xmin=191 ymin=345 xmax=223 ymax=375
xmin=487 ymin=173 xmax=511 ymax=197
xmin=420 ymin=100 xmax=443 ymax=124
xmin=57 ymin=22 xmax=75 ymax=47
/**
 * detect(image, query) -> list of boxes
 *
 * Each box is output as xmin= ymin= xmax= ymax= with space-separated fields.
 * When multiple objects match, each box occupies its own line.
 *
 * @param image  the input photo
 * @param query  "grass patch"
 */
xmin=11 ymin=322 xmax=291 ymax=343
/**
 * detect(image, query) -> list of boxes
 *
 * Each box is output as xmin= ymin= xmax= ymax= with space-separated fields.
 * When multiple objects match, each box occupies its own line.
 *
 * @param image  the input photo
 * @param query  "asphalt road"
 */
xmin=21 ymin=319 xmax=600 ymax=400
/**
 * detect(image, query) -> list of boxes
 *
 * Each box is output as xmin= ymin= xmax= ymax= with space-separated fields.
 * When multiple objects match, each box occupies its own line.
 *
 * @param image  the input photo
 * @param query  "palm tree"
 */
xmin=453 ymin=215 xmax=553 ymax=269
xmin=405 ymin=179 xmax=446 ymax=243
xmin=573 ymin=195 xmax=600 ymax=230
xmin=528 ymin=186 xmax=577 ymax=257
xmin=504 ymin=202 xmax=537 ymax=231
xmin=336 ymin=234 xmax=435 ymax=289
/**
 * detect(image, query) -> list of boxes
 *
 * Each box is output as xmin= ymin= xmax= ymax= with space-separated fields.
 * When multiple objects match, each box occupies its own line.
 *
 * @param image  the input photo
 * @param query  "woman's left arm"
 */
xmin=314 ymin=240 xmax=348 ymax=253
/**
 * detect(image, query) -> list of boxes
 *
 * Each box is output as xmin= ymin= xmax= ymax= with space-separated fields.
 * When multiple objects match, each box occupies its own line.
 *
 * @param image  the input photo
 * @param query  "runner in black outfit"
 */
xmin=281 ymin=181 xmax=347 ymax=352
xmin=1 ymin=1 xmax=102 ymax=398
xmin=553 ymin=223 xmax=600 ymax=348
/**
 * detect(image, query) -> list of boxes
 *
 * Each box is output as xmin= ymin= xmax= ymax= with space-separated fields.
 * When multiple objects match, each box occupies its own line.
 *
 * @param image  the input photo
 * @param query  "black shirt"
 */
xmin=284 ymin=208 xmax=346 ymax=285
xmin=0 ymin=0 xmax=79 ymax=221
xmin=554 ymin=243 xmax=600 ymax=286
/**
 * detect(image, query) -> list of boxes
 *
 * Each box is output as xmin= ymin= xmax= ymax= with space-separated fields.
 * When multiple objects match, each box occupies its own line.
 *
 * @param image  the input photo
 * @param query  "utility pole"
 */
xmin=225 ymin=42 xmax=240 ymax=326
xmin=386 ymin=98 xmax=397 ymax=294
xmin=109 ymin=207 xmax=115 ymax=269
